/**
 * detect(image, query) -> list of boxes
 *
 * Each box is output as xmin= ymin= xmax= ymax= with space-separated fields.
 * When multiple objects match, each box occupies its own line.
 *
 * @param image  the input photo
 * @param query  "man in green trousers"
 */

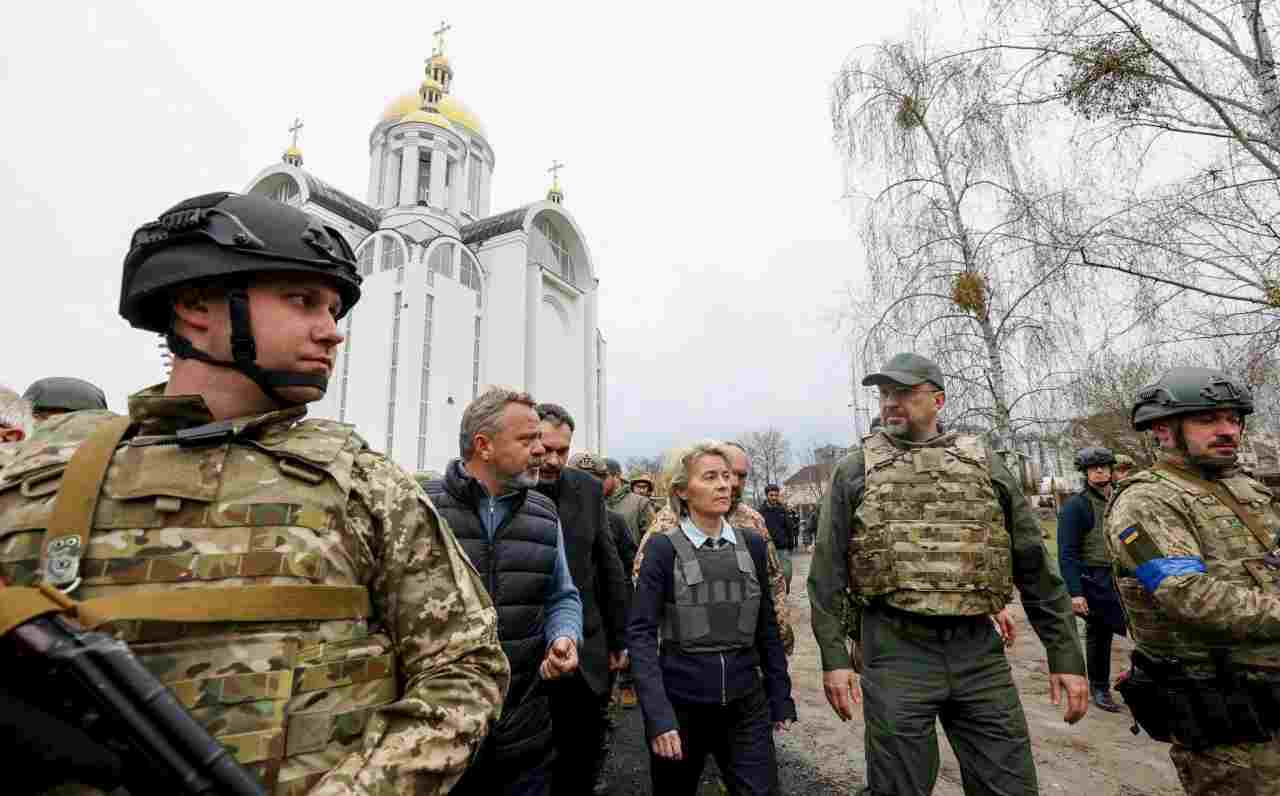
xmin=808 ymin=352 xmax=1088 ymax=795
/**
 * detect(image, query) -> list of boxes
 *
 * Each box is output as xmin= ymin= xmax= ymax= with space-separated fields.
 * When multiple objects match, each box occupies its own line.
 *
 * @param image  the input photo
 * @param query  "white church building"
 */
xmin=239 ymin=34 xmax=607 ymax=472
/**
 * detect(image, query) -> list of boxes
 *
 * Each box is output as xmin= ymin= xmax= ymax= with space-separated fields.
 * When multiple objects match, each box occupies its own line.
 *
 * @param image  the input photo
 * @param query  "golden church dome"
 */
xmin=284 ymin=145 xmax=302 ymax=159
xmin=400 ymin=109 xmax=453 ymax=128
xmin=382 ymin=91 xmax=485 ymax=137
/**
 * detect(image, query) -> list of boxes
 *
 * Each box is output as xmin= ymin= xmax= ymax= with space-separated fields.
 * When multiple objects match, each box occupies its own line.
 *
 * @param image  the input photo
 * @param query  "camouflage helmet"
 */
xmin=1113 ymin=453 xmax=1135 ymax=469
xmin=23 ymin=377 xmax=108 ymax=412
xmin=120 ymin=192 xmax=362 ymax=405
xmin=1132 ymin=367 xmax=1253 ymax=431
xmin=629 ymin=471 xmax=656 ymax=488
xmin=568 ymin=452 xmax=608 ymax=477
xmin=1074 ymin=446 xmax=1116 ymax=470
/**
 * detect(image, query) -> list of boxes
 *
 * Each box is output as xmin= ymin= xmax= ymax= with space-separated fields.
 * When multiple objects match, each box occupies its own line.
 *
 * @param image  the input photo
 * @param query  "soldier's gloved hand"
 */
xmin=822 ymin=668 xmax=861 ymax=722
xmin=1049 ymin=673 xmax=1089 ymax=724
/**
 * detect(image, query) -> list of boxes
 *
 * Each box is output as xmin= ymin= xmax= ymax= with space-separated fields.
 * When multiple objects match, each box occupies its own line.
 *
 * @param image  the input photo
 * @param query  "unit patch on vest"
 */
xmin=1118 ymin=524 xmax=1162 ymax=567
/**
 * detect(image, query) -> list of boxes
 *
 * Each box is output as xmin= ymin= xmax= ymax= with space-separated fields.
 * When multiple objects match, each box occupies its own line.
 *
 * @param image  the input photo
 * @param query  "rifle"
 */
xmin=4 ymin=598 xmax=267 ymax=796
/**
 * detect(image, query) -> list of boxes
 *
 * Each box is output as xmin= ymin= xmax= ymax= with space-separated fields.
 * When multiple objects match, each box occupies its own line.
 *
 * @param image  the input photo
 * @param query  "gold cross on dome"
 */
xmin=288 ymin=117 xmax=304 ymax=147
xmin=548 ymin=160 xmax=565 ymax=179
xmin=432 ymin=20 xmax=452 ymax=56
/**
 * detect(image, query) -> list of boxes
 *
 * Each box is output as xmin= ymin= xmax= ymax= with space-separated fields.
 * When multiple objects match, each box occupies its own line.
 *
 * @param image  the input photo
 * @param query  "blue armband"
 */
xmin=1134 ymin=557 xmax=1207 ymax=594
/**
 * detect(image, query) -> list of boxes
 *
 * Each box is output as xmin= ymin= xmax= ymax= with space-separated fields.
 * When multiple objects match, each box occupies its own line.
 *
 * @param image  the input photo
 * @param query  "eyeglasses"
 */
xmin=876 ymin=386 xmax=941 ymax=404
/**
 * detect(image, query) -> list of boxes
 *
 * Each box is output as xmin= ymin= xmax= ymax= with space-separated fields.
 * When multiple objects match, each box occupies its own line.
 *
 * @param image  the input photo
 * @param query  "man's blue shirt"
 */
xmin=480 ymin=491 xmax=583 ymax=648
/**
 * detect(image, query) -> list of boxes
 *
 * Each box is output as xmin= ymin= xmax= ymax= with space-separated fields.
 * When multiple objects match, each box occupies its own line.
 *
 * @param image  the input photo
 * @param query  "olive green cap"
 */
xmin=862 ymin=353 xmax=945 ymax=391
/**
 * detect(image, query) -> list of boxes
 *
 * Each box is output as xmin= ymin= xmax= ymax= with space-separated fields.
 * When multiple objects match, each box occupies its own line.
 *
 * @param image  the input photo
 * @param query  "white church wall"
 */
xmin=537 ymin=282 xmax=586 ymax=436
xmin=476 ymin=234 xmax=529 ymax=391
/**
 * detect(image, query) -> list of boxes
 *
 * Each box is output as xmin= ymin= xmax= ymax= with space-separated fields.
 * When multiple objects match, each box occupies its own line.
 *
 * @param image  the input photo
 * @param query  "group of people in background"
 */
xmin=5 ymin=186 xmax=1280 ymax=796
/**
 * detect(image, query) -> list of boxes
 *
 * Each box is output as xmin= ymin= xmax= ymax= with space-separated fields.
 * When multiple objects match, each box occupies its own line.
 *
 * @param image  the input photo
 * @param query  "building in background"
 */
xmin=232 ymin=28 xmax=607 ymax=471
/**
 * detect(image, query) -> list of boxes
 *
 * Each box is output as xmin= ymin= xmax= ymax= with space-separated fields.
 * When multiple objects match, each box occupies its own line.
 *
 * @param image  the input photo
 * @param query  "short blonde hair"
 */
xmin=663 ymin=439 xmax=733 ymax=517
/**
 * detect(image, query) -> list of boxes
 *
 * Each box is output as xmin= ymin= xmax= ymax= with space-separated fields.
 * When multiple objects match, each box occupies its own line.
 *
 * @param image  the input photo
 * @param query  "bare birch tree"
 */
xmin=834 ymin=35 xmax=1091 ymax=447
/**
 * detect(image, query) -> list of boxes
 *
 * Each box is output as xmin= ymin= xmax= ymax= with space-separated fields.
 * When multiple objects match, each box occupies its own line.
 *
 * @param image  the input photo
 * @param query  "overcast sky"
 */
xmin=0 ymin=2 xmax=935 ymax=464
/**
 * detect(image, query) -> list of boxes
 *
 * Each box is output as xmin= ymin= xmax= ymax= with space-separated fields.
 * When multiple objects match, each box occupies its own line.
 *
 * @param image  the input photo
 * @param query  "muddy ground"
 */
xmin=600 ymin=551 xmax=1183 ymax=795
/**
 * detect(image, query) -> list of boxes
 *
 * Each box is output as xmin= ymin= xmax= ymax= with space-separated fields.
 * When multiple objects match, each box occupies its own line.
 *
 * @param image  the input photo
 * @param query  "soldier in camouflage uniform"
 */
xmin=1106 ymin=367 xmax=1280 ymax=796
xmin=0 ymin=385 xmax=29 ymax=447
xmin=0 ymin=192 xmax=508 ymax=795
xmin=630 ymin=472 xmax=655 ymax=499
xmin=634 ymin=441 xmax=795 ymax=656
xmin=1114 ymin=453 xmax=1136 ymax=481
xmin=808 ymin=353 xmax=1087 ymax=796
xmin=604 ymin=457 xmax=653 ymax=545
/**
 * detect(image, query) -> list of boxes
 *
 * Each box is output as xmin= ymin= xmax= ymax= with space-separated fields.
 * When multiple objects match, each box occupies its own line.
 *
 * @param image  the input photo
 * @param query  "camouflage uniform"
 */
xmin=1107 ymin=453 xmax=1280 ymax=795
xmin=809 ymin=430 xmax=1084 ymax=796
xmin=635 ymin=501 xmax=794 ymax=656
xmin=606 ymin=483 xmax=653 ymax=545
xmin=0 ymin=388 xmax=509 ymax=795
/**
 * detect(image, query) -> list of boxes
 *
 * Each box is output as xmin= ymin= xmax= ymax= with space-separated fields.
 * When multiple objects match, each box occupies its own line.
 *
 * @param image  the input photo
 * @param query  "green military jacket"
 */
xmin=807 ymin=431 xmax=1084 ymax=676
xmin=607 ymin=484 xmax=654 ymax=543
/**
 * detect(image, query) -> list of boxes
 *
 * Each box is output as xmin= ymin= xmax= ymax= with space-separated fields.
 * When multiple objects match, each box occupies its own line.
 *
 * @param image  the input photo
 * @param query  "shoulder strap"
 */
xmin=668 ymin=526 xmax=704 ymax=586
xmin=1154 ymin=463 xmax=1277 ymax=553
xmin=37 ymin=416 xmax=133 ymax=590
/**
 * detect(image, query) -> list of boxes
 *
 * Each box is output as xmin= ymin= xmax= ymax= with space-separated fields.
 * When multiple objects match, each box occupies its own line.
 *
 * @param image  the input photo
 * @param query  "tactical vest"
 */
xmin=421 ymin=471 xmax=558 ymax=710
xmin=1110 ymin=465 xmax=1280 ymax=669
xmin=0 ymin=412 xmax=389 ymax=795
xmin=661 ymin=530 xmax=761 ymax=653
xmin=1080 ymin=488 xmax=1112 ymax=567
xmin=849 ymin=433 xmax=1014 ymax=615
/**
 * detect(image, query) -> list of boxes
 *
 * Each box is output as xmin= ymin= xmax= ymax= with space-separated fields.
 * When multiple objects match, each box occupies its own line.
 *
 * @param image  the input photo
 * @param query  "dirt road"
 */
xmin=601 ymin=552 xmax=1183 ymax=795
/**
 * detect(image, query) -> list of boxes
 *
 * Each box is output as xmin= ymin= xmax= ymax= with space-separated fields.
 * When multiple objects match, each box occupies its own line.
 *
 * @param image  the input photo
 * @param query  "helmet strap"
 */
xmin=165 ymin=279 xmax=327 ymax=408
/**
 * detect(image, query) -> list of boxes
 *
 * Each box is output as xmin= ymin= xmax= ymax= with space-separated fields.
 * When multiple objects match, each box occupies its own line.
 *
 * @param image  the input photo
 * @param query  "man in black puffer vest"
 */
xmin=536 ymin=404 xmax=632 ymax=796
xmin=423 ymin=388 xmax=584 ymax=796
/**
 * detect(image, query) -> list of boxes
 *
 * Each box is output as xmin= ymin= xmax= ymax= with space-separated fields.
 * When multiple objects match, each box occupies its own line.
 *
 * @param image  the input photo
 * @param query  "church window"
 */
xmin=472 ymin=316 xmax=481 ymax=399
xmin=272 ymin=177 xmax=299 ymax=205
xmin=380 ymin=236 xmax=404 ymax=272
xmin=418 ymin=154 xmax=431 ymax=205
xmin=468 ymin=157 xmax=482 ymax=215
xmin=386 ymin=150 xmax=402 ymax=206
xmin=386 ymin=291 xmax=403 ymax=455
xmin=429 ymin=242 xmax=455 ymax=279
xmin=357 ymin=242 xmax=376 ymax=276
xmin=460 ymin=256 xmax=474 ymax=289
xmin=417 ymin=294 xmax=435 ymax=470
xmin=446 ymin=159 xmax=456 ymax=190
xmin=338 ymin=312 xmax=354 ymax=422
xmin=534 ymin=217 xmax=576 ymax=284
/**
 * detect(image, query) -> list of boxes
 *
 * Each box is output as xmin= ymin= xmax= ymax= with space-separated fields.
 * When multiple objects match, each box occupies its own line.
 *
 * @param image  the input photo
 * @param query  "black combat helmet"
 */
xmin=23 ymin=377 xmax=108 ymax=412
xmin=1074 ymin=446 xmax=1116 ymax=471
xmin=119 ymin=192 xmax=362 ymax=404
xmin=1132 ymin=367 xmax=1253 ymax=431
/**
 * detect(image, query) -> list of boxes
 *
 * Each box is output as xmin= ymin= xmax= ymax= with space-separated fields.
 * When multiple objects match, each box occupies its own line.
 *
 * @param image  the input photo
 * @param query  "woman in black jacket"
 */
xmin=627 ymin=440 xmax=795 ymax=795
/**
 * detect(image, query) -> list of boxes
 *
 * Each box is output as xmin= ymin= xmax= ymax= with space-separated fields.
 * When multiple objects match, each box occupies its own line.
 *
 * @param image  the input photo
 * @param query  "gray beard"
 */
xmin=502 ymin=470 xmax=540 ymax=491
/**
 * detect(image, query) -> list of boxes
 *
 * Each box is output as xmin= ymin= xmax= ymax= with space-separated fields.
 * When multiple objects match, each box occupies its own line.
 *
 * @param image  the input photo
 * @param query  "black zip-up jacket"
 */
xmin=627 ymin=528 xmax=796 ymax=740
xmin=759 ymin=501 xmax=796 ymax=551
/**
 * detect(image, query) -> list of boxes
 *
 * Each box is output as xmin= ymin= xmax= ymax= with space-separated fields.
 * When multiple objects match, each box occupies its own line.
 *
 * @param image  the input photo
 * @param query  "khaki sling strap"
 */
xmin=0 ymin=582 xmax=371 ymax=637
xmin=1 ymin=416 xmax=371 ymax=637
xmin=1154 ymin=463 xmax=1279 ymax=553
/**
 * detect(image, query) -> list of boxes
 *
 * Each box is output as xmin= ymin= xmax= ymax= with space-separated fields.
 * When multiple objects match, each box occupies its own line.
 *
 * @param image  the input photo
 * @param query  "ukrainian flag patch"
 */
xmin=1119 ymin=526 xmax=1140 ymax=545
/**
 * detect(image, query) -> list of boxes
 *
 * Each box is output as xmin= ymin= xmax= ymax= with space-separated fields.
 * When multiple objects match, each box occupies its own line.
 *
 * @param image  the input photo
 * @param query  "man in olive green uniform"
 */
xmin=604 ymin=457 xmax=653 ymax=544
xmin=809 ymin=353 xmax=1087 ymax=796
xmin=1106 ymin=368 xmax=1280 ymax=795
xmin=634 ymin=441 xmax=795 ymax=655
xmin=0 ymin=192 xmax=508 ymax=795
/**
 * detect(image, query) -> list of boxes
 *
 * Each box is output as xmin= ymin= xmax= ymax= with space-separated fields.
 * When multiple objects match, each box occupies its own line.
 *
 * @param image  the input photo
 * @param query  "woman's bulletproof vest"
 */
xmin=1110 ymin=465 xmax=1280 ymax=669
xmin=0 ymin=412 xmax=389 ymax=795
xmin=661 ymin=529 xmax=761 ymax=653
xmin=849 ymin=433 xmax=1014 ymax=614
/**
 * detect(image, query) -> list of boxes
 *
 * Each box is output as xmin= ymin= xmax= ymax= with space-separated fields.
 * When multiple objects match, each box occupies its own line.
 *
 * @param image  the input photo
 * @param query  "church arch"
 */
xmin=542 ymin=294 xmax=571 ymax=332
xmin=525 ymin=204 xmax=595 ymax=286
xmin=248 ymin=172 xmax=304 ymax=205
